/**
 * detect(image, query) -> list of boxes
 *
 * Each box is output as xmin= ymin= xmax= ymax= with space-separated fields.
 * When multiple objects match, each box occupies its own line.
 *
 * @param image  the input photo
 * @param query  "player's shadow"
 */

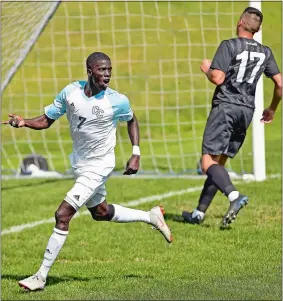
xmin=164 ymin=213 xmax=186 ymax=223
xmin=3 ymin=273 xmax=153 ymax=282
xmin=2 ymin=274 xmax=95 ymax=289
xmin=219 ymin=225 xmax=233 ymax=231
xmin=123 ymin=274 xmax=154 ymax=279
xmin=3 ymin=273 xmax=153 ymax=292
xmin=164 ymin=213 xmax=210 ymax=228
xmin=165 ymin=212 xmax=233 ymax=230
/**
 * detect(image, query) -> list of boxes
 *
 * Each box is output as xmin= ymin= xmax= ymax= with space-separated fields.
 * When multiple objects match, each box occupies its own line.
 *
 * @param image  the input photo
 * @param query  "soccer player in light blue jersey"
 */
xmin=3 ymin=52 xmax=173 ymax=291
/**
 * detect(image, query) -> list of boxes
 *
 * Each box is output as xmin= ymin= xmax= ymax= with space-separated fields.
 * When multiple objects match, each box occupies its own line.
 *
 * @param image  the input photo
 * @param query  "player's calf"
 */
xmin=89 ymin=202 xmax=173 ymax=243
xmin=89 ymin=203 xmax=115 ymax=221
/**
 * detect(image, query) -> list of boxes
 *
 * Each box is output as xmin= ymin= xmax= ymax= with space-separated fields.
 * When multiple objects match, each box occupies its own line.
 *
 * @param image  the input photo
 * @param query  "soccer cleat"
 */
xmin=182 ymin=211 xmax=203 ymax=224
xmin=222 ymin=194 xmax=248 ymax=227
xmin=149 ymin=206 xmax=173 ymax=243
xmin=18 ymin=273 xmax=46 ymax=291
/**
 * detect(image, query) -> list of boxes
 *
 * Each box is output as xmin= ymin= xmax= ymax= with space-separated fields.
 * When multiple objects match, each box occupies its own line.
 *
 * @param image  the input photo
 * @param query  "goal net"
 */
xmin=2 ymin=1 xmax=261 ymax=177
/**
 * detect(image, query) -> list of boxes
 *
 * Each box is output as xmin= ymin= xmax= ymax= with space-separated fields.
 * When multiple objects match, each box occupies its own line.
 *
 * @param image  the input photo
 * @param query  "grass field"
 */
xmin=1 ymin=1 xmax=282 ymax=300
xmin=1 ymin=1 xmax=282 ymax=175
xmin=1 ymin=177 xmax=281 ymax=300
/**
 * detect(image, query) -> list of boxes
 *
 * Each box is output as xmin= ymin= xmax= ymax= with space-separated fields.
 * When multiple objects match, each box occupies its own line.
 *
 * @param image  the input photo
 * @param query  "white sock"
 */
xmin=192 ymin=209 xmax=205 ymax=220
xmin=37 ymin=228 xmax=68 ymax=280
xmin=228 ymin=191 xmax=239 ymax=202
xmin=111 ymin=204 xmax=151 ymax=223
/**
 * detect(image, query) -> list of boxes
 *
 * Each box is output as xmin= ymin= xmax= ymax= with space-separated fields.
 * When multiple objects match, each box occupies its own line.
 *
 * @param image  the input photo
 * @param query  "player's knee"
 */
xmin=201 ymin=155 xmax=209 ymax=173
xmin=201 ymin=161 xmax=209 ymax=174
xmin=55 ymin=210 xmax=68 ymax=224
xmin=201 ymin=154 xmax=218 ymax=173
xmin=92 ymin=204 xmax=114 ymax=221
xmin=55 ymin=207 xmax=74 ymax=227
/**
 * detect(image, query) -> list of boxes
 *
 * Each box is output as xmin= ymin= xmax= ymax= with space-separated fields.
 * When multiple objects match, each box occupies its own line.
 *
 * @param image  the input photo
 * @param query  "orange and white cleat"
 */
xmin=149 ymin=206 xmax=173 ymax=243
xmin=19 ymin=273 xmax=46 ymax=291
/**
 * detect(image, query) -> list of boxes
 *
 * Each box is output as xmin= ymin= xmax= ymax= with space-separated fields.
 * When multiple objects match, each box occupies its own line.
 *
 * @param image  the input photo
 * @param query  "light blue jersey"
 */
xmin=44 ymin=81 xmax=133 ymax=175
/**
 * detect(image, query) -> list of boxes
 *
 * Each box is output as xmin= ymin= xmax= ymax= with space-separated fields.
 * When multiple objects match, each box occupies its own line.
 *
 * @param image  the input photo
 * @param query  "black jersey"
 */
xmin=210 ymin=37 xmax=280 ymax=108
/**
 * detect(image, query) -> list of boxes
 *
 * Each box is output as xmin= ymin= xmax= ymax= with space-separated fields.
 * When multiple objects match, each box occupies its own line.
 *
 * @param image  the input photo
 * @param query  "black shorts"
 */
xmin=202 ymin=102 xmax=254 ymax=158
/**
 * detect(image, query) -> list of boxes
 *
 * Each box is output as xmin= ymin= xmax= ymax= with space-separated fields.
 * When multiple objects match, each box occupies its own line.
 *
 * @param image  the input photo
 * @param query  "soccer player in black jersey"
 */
xmin=182 ymin=7 xmax=282 ymax=227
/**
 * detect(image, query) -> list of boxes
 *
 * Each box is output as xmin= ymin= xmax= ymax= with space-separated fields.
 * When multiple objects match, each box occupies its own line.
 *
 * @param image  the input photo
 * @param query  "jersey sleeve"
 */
xmin=210 ymin=40 xmax=232 ymax=74
xmin=44 ymin=87 xmax=67 ymax=120
xmin=264 ymin=48 xmax=280 ymax=78
xmin=116 ymin=95 xmax=134 ymax=122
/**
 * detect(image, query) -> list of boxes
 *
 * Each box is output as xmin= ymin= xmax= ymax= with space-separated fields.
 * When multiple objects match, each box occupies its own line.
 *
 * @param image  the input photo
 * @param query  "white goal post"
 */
xmin=1 ymin=1 xmax=60 ymax=93
xmin=249 ymin=0 xmax=266 ymax=181
xmin=1 ymin=0 xmax=267 ymax=180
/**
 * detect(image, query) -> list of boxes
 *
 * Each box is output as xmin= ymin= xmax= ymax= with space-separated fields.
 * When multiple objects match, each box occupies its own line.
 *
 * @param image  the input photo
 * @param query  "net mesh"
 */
xmin=2 ymin=1 xmax=254 ymax=176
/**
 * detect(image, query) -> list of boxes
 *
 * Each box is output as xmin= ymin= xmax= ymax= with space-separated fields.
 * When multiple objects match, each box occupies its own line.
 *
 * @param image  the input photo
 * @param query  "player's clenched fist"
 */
xmin=200 ymin=59 xmax=212 ymax=74
xmin=2 ymin=113 xmax=25 ymax=128
xmin=123 ymin=155 xmax=140 ymax=175
xmin=261 ymin=107 xmax=275 ymax=124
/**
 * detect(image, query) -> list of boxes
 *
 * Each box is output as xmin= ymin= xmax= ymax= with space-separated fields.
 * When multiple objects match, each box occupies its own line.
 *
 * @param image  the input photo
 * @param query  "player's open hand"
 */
xmin=123 ymin=155 xmax=140 ymax=175
xmin=200 ymin=59 xmax=212 ymax=74
xmin=261 ymin=107 xmax=275 ymax=124
xmin=2 ymin=114 xmax=25 ymax=128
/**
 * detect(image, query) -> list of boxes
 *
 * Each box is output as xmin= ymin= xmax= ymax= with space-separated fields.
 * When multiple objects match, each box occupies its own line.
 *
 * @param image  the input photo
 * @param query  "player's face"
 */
xmin=88 ymin=60 xmax=112 ymax=90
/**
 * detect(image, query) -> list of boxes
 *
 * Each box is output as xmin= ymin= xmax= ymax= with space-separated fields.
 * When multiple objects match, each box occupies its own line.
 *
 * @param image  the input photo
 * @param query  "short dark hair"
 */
xmin=242 ymin=7 xmax=263 ymax=33
xmin=243 ymin=7 xmax=263 ymax=23
xmin=86 ymin=52 xmax=111 ymax=69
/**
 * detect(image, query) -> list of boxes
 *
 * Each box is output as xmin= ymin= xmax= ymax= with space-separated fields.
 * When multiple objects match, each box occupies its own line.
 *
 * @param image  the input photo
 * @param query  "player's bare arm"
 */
xmin=2 ymin=113 xmax=55 ymax=130
xmin=123 ymin=113 xmax=140 ymax=175
xmin=261 ymin=73 xmax=282 ymax=123
xmin=200 ymin=59 xmax=225 ymax=86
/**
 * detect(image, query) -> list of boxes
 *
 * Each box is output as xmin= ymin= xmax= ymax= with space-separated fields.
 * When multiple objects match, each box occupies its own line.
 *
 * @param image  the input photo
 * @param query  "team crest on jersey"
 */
xmin=92 ymin=106 xmax=104 ymax=118
xmin=70 ymin=103 xmax=75 ymax=110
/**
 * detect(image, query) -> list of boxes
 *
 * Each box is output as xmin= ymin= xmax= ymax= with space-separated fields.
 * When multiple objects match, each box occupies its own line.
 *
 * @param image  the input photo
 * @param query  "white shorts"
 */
xmin=65 ymin=169 xmax=111 ymax=211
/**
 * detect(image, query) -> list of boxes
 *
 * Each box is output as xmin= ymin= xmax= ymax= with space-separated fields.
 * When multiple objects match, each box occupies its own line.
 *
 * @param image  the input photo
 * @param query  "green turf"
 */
xmin=1 ymin=177 xmax=281 ymax=300
xmin=1 ymin=1 xmax=281 ymax=175
xmin=1 ymin=2 xmax=282 ymax=300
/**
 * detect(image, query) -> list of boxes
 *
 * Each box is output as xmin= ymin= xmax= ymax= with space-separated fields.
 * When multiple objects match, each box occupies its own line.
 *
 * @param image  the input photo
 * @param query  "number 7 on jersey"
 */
xmin=77 ymin=116 xmax=86 ymax=129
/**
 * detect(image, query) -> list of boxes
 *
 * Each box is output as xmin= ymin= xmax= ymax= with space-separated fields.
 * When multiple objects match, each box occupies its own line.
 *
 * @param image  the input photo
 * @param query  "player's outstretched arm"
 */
xmin=261 ymin=73 xmax=282 ymax=124
xmin=2 ymin=113 xmax=55 ymax=130
xmin=123 ymin=113 xmax=140 ymax=175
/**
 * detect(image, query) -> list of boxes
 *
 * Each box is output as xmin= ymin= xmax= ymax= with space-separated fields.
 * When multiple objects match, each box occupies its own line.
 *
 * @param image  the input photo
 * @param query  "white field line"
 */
xmin=1 ymin=186 xmax=204 ymax=236
xmin=2 ymin=175 xmax=280 ymax=236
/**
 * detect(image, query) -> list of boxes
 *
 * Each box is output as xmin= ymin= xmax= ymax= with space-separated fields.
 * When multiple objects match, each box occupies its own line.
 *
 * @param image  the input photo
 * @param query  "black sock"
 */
xmin=196 ymin=176 xmax=218 ymax=213
xmin=206 ymin=164 xmax=236 ymax=196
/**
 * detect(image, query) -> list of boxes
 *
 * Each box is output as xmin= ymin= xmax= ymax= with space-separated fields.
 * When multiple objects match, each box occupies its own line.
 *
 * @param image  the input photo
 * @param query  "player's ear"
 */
xmin=87 ymin=69 xmax=92 ymax=76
